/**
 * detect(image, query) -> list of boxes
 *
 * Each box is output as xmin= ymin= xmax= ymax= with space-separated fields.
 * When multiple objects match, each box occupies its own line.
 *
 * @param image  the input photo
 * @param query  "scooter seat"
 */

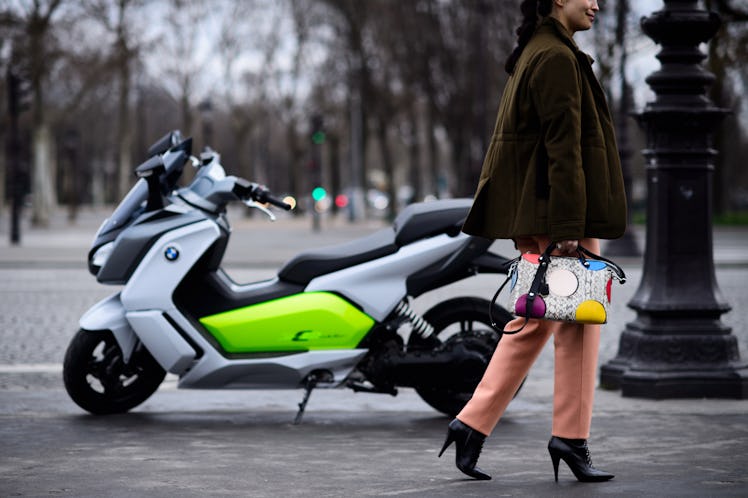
xmin=278 ymin=228 xmax=398 ymax=285
xmin=392 ymin=198 xmax=472 ymax=245
xmin=278 ymin=199 xmax=473 ymax=286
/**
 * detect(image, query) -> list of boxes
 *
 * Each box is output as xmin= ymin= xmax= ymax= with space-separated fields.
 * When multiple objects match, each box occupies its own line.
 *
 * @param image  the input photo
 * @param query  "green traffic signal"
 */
xmin=312 ymin=130 xmax=326 ymax=145
xmin=312 ymin=187 xmax=327 ymax=201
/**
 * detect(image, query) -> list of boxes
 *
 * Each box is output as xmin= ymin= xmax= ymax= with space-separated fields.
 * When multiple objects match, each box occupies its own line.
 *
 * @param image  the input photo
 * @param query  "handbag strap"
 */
xmin=488 ymin=258 xmax=537 ymax=335
xmin=542 ymin=243 xmax=626 ymax=283
xmin=489 ymin=270 xmax=529 ymax=335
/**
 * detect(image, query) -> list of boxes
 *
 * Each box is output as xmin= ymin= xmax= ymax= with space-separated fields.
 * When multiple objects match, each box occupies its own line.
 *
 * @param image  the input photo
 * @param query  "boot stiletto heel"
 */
xmin=550 ymin=452 xmax=561 ymax=482
xmin=438 ymin=431 xmax=455 ymax=458
xmin=547 ymin=436 xmax=614 ymax=483
xmin=438 ymin=419 xmax=491 ymax=480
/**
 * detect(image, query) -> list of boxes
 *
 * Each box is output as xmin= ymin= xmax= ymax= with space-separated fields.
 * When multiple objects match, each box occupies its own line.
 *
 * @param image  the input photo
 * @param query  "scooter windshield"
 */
xmin=97 ymin=178 xmax=148 ymax=238
xmin=94 ymin=149 xmax=188 ymax=242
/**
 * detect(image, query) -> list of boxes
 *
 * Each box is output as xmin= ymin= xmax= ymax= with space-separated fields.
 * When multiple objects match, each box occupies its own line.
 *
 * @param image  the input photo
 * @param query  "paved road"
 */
xmin=1 ymin=207 xmax=747 ymax=496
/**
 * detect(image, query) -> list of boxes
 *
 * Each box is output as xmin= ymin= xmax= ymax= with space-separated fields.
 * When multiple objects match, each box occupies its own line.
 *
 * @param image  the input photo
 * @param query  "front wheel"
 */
xmin=407 ymin=297 xmax=515 ymax=417
xmin=63 ymin=329 xmax=166 ymax=414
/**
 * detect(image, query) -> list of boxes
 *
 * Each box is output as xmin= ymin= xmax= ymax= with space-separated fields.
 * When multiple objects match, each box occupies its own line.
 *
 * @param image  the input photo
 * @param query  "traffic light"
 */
xmin=312 ymin=187 xmax=327 ymax=202
xmin=311 ymin=114 xmax=325 ymax=144
xmin=311 ymin=130 xmax=326 ymax=145
xmin=334 ymin=194 xmax=349 ymax=209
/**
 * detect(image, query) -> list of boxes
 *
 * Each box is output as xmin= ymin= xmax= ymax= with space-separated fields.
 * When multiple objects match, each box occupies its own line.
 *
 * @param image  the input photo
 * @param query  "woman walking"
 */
xmin=439 ymin=0 xmax=626 ymax=483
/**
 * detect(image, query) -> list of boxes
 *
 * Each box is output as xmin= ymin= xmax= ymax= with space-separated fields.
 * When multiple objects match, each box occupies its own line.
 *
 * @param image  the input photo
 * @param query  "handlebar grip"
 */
xmin=252 ymin=185 xmax=293 ymax=211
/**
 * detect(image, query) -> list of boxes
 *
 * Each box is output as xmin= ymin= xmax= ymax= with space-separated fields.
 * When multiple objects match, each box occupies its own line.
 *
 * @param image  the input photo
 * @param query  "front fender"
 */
xmin=79 ymin=293 xmax=138 ymax=363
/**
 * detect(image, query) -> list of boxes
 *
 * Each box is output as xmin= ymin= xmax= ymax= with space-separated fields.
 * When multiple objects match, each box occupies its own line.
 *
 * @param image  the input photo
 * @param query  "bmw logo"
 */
xmin=164 ymin=246 xmax=180 ymax=261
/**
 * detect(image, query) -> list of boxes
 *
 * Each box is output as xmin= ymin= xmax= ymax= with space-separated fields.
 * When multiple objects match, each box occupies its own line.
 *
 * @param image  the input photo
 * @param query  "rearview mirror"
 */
xmin=147 ymin=130 xmax=182 ymax=157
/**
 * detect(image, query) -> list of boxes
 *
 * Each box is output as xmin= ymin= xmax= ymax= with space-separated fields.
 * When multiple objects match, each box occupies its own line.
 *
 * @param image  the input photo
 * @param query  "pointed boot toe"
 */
xmin=439 ymin=418 xmax=492 ymax=480
xmin=548 ymin=436 xmax=614 ymax=483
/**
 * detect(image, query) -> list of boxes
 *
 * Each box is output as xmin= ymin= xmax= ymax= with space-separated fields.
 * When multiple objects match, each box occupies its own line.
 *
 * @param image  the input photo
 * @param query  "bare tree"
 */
xmin=315 ymin=0 xmax=373 ymax=217
xmin=281 ymin=0 xmax=313 ymax=205
xmin=83 ymin=0 xmax=147 ymax=199
xmin=4 ymin=0 xmax=746 ymax=222
xmin=705 ymin=0 xmax=748 ymax=214
xmin=8 ymin=0 xmax=66 ymax=227
xmin=417 ymin=0 xmax=517 ymax=197
xmin=213 ymin=0 xmax=257 ymax=179
xmin=157 ymin=0 xmax=213 ymax=139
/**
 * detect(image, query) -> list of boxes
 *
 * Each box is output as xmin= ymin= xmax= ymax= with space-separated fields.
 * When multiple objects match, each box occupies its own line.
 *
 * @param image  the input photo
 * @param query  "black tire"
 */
xmin=407 ymin=297 xmax=516 ymax=417
xmin=63 ymin=329 xmax=166 ymax=415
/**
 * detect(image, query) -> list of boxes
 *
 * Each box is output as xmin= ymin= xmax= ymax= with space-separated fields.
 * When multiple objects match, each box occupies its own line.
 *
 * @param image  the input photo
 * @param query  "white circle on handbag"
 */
xmin=547 ymin=268 xmax=578 ymax=297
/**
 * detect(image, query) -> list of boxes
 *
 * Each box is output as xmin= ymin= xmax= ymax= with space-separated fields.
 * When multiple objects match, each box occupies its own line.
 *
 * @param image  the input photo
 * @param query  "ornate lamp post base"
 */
xmin=601 ymin=329 xmax=748 ymax=399
xmin=600 ymin=1 xmax=748 ymax=399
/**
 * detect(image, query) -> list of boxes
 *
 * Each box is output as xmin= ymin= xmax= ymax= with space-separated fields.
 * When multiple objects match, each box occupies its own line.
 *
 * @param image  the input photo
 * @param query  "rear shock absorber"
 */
xmin=394 ymin=300 xmax=435 ymax=339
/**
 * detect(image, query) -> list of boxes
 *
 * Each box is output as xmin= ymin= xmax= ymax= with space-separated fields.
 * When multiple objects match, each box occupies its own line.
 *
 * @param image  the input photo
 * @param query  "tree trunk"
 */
xmin=117 ymin=59 xmax=133 ymax=199
xmin=31 ymin=124 xmax=56 ymax=226
xmin=28 ymin=7 xmax=57 ymax=227
xmin=407 ymin=103 xmax=423 ymax=204
xmin=449 ymin=126 xmax=468 ymax=198
xmin=284 ymin=118 xmax=303 ymax=207
xmin=376 ymin=117 xmax=397 ymax=220
xmin=329 ymin=133 xmax=342 ymax=215
xmin=426 ymin=105 xmax=440 ymax=199
xmin=0 ymin=134 xmax=5 ymax=216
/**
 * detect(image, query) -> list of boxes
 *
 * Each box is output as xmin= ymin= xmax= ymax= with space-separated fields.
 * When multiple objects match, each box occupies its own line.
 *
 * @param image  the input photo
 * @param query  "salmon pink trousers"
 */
xmin=456 ymin=236 xmax=602 ymax=440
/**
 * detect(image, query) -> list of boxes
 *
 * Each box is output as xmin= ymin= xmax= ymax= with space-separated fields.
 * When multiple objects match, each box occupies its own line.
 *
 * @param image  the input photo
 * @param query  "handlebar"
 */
xmin=231 ymin=178 xmax=292 ymax=211
xmin=250 ymin=184 xmax=293 ymax=211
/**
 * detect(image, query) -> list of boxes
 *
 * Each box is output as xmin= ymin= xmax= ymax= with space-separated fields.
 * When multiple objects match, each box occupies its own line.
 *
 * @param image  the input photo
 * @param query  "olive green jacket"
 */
xmin=462 ymin=17 xmax=627 ymax=242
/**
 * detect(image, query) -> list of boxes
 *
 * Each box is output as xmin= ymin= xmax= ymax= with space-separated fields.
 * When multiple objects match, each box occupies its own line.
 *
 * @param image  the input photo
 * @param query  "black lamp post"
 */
xmin=6 ymin=68 xmax=26 ymax=245
xmin=600 ymin=0 xmax=748 ymax=398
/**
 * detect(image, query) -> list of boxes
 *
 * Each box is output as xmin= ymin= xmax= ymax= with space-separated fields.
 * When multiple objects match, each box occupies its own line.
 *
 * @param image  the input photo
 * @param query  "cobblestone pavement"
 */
xmin=1 ymin=207 xmax=748 ymax=497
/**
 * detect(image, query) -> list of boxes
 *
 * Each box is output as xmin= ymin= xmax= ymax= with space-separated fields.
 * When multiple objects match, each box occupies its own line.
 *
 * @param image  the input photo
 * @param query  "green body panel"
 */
xmin=198 ymin=292 xmax=375 ymax=353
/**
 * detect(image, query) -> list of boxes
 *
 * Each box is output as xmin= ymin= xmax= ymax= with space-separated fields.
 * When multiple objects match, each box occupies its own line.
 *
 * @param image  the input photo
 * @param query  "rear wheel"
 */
xmin=63 ymin=329 xmax=166 ymax=414
xmin=407 ymin=297 xmax=516 ymax=417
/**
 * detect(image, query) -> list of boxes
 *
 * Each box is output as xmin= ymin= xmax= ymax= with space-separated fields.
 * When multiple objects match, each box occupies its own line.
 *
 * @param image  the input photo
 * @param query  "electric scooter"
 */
xmin=63 ymin=130 xmax=514 ymax=422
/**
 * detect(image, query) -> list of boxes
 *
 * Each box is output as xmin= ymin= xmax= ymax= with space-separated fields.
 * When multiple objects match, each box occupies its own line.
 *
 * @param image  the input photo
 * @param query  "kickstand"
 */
xmin=294 ymin=374 xmax=318 ymax=425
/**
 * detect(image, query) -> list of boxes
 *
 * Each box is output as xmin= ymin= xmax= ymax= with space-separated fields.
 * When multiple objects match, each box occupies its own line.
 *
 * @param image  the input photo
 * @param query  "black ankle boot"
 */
xmin=438 ymin=419 xmax=491 ymax=480
xmin=548 ymin=436 xmax=614 ymax=482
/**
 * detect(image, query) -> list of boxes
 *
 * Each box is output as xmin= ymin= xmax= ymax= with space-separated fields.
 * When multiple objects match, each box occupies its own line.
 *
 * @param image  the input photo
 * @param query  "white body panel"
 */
xmin=120 ymin=220 xmax=221 ymax=311
xmin=114 ymin=220 xmax=220 ymax=375
xmin=306 ymin=232 xmax=470 ymax=320
xmin=125 ymin=310 xmax=196 ymax=373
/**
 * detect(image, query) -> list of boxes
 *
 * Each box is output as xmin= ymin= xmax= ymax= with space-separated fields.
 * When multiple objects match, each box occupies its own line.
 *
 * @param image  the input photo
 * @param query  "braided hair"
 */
xmin=504 ymin=0 xmax=553 ymax=74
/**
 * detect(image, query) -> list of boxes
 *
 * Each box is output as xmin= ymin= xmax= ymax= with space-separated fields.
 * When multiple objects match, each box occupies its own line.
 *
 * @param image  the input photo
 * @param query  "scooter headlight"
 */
xmin=89 ymin=241 xmax=114 ymax=275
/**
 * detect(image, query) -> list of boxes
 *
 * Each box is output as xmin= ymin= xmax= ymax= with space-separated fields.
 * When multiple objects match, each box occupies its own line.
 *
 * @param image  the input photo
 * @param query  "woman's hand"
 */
xmin=555 ymin=239 xmax=579 ymax=255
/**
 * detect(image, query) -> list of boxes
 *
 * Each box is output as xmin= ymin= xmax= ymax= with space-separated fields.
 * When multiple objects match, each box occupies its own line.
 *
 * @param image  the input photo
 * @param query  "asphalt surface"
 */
xmin=1 ymin=206 xmax=748 ymax=497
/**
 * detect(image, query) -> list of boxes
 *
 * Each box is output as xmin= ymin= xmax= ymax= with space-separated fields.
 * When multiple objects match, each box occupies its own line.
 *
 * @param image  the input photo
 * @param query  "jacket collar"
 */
xmin=538 ymin=17 xmax=610 ymax=117
xmin=537 ymin=17 xmax=595 ymax=66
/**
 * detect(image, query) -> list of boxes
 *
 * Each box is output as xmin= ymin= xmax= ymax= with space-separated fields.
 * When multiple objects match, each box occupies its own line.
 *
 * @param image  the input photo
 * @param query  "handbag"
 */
xmin=490 ymin=243 xmax=626 ymax=334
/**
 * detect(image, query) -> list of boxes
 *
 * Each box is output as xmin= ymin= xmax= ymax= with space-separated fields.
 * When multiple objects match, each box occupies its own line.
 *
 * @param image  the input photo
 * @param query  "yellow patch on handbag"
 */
xmin=575 ymin=300 xmax=607 ymax=324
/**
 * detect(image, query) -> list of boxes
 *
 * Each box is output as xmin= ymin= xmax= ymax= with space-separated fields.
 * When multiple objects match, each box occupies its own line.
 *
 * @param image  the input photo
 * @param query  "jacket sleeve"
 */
xmin=529 ymin=49 xmax=586 ymax=242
